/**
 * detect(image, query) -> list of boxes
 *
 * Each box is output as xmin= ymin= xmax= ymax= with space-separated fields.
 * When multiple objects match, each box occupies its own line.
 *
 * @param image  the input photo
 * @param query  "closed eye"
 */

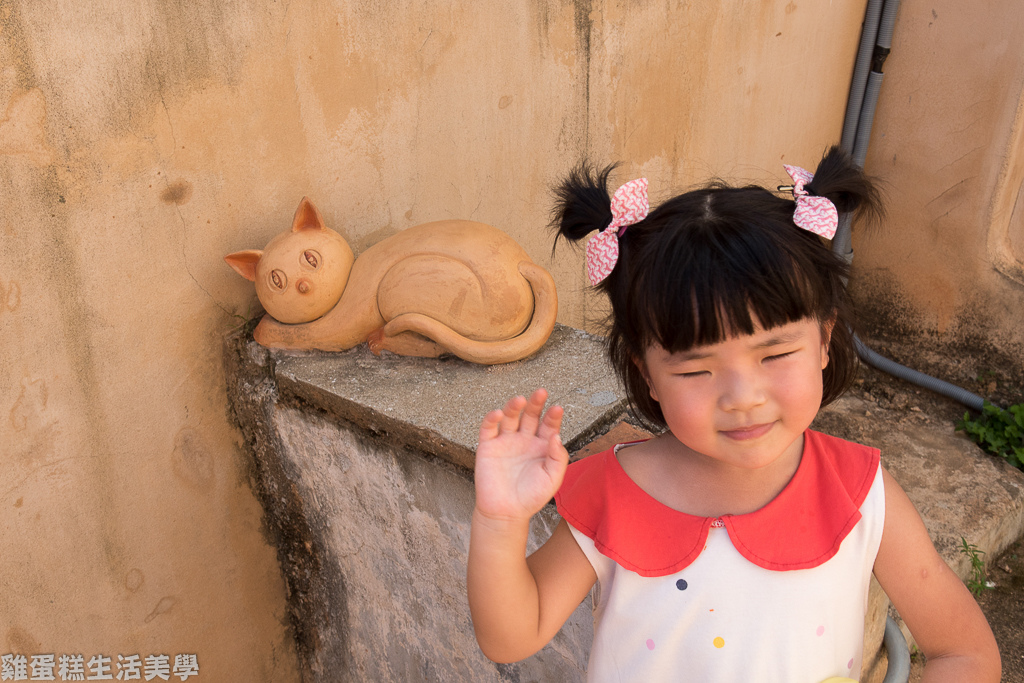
xmin=764 ymin=351 xmax=795 ymax=362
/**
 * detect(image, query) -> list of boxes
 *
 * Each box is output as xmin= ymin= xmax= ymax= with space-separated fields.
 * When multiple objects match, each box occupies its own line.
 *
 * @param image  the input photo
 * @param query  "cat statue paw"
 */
xmin=225 ymin=197 xmax=558 ymax=364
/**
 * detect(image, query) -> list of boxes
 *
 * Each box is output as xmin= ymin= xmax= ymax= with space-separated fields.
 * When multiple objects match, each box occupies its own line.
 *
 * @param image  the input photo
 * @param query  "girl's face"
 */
xmin=641 ymin=316 xmax=831 ymax=472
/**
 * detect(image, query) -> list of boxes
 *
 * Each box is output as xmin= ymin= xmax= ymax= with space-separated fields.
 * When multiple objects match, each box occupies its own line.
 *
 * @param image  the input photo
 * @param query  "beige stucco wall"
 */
xmin=854 ymin=0 xmax=1024 ymax=361
xmin=20 ymin=0 xmax=1024 ymax=678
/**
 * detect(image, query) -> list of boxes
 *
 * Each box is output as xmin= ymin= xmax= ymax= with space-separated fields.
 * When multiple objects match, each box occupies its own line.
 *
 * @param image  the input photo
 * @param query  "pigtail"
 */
xmin=804 ymin=146 xmax=884 ymax=226
xmin=550 ymin=161 xmax=638 ymax=403
xmin=550 ymin=162 xmax=617 ymax=245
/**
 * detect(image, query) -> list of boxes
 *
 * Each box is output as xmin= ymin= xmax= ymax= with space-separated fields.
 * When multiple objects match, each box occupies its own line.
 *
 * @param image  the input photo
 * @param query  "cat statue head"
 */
xmin=225 ymin=197 xmax=355 ymax=324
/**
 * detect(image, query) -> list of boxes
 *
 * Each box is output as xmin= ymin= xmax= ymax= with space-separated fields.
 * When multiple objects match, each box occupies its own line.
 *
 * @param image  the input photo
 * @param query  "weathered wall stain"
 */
xmin=160 ymin=179 xmax=193 ymax=206
xmin=0 ymin=5 xmax=41 ymax=92
xmin=144 ymin=595 xmax=176 ymax=624
xmin=125 ymin=568 xmax=145 ymax=592
xmin=307 ymin=15 xmax=384 ymax=137
xmin=4 ymin=627 xmax=39 ymax=655
xmin=1008 ymin=179 xmax=1024 ymax=266
xmin=0 ymin=3 xmax=300 ymax=679
xmin=4 ymin=278 xmax=19 ymax=312
xmin=33 ymin=165 xmax=131 ymax=584
xmin=9 ymin=376 xmax=46 ymax=433
xmin=0 ymin=85 xmax=52 ymax=166
xmin=171 ymin=426 xmax=214 ymax=490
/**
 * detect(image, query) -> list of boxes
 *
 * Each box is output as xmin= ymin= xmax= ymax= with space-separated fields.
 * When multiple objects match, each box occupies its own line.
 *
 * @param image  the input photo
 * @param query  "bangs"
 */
xmin=629 ymin=215 xmax=827 ymax=354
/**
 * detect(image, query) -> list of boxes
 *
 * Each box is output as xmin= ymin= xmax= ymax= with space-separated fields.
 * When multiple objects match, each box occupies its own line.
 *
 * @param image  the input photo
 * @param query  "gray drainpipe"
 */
xmin=836 ymin=9 xmax=976 ymax=680
xmin=835 ymin=0 xmax=987 ymax=412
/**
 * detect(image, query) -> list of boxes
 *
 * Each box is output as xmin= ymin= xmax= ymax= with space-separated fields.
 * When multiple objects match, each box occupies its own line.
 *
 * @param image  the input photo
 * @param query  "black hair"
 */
xmin=551 ymin=146 xmax=883 ymax=430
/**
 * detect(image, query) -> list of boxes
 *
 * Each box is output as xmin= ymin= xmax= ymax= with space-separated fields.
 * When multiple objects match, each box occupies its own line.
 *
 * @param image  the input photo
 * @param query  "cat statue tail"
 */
xmin=368 ymin=261 xmax=558 ymax=364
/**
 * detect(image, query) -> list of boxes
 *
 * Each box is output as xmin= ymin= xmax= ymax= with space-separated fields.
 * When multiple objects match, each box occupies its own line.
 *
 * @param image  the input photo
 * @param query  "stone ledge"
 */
xmin=268 ymin=323 xmax=626 ymax=469
xmin=225 ymin=323 xmax=624 ymax=682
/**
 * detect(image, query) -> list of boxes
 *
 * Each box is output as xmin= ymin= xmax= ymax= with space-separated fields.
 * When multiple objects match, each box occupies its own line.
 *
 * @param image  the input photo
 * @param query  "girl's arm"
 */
xmin=467 ymin=389 xmax=598 ymax=663
xmin=873 ymin=468 xmax=1001 ymax=682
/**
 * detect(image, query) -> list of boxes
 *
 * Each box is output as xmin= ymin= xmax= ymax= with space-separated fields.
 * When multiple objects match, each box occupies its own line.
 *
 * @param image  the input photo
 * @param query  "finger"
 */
xmin=518 ymin=388 xmax=548 ymax=435
xmin=479 ymin=409 xmax=504 ymax=443
xmin=536 ymin=404 xmax=565 ymax=441
xmin=498 ymin=395 xmax=527 ymax=434
xmin=543 ymin=432 xmax=569 ymax=487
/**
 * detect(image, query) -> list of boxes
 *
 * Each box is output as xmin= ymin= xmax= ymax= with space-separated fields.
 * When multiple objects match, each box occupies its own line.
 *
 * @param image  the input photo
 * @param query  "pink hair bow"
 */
xmin=783 ymin=165 xmax=838 ymax=239
xmin=585 ymin=178 xmax=649 ymax=285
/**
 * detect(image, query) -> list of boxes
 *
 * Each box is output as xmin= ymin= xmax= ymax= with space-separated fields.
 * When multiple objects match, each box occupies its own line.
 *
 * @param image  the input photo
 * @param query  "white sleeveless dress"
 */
xmin=555 ymin=430 xmax=885 ymax=683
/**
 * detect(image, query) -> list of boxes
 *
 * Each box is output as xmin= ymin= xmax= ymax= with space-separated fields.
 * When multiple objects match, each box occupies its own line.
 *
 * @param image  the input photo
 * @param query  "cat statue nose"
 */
xmin=296 ymin=278 xmax=311 ymax=294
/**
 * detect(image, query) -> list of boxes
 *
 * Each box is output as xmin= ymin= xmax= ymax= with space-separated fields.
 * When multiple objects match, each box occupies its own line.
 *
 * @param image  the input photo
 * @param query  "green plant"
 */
xmin=228 ymin=302 xmax=261 ymax=333
xmin=956 ymin=401 xmax=1024 ymax=470
xmin=958 ymin=537 xmax=990 ymax=597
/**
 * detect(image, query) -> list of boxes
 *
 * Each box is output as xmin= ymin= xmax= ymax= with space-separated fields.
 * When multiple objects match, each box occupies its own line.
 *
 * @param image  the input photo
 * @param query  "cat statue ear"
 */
xmin=291 ymin=196 xmax=326 ymax=232
xmin=224 ymin=250 xmax=262 ymax=281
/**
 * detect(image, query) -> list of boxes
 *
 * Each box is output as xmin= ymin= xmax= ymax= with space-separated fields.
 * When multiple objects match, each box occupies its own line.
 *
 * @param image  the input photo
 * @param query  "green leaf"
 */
xmin=956 ymin=402 xmax=1024 ymax=471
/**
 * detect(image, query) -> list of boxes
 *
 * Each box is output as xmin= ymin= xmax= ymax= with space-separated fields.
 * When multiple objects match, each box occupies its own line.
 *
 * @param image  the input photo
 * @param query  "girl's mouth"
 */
xmin=720 ymin=422 xmax=775 ymax=441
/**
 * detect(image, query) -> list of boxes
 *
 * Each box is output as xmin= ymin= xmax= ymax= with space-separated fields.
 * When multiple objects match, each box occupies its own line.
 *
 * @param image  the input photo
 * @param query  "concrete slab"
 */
xmin=270 ymin=323 xmax=626 ymax=470
xmin=225 ymin=324 xmax=624 ymax=682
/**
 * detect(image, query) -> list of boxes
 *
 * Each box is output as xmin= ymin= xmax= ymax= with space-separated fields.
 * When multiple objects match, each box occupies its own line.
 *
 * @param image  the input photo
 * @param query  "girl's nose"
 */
xmin=718 ymin=370 xmax=766 ymax=412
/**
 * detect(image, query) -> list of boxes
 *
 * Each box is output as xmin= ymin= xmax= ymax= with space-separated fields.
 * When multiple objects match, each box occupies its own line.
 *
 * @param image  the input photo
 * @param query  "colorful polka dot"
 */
xmin=816 ymin=625 xmax=825 ymax=637
xmin=675 ymin=579 xmax=688 ymax=590
xmin=713 ymin=637 xmax=725 ymax=648
xmin=847 ymin=658 xmax=854 ymax=670
xmin=646 ymin=639 xmax=655 ymax=650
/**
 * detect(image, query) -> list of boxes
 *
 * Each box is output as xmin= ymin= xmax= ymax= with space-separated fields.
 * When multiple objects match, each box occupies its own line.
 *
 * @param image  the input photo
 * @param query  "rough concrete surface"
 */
xmin=226 ymin=327 xmax=600 ymax=681
xmin=974 ymin=534 xmax=1024 ymax=682
xmin=273 ymin=323 xmax=626 ymax=470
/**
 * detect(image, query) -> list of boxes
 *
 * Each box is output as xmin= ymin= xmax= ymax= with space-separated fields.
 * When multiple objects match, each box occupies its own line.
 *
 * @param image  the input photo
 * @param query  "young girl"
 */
xmin=467 ymin=148 xmax=1000 ymax=682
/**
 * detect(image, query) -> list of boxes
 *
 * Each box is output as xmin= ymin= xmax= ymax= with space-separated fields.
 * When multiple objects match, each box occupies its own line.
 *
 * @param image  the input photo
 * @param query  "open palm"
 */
xmin=474 ymin=389 xmax=569 ymax=523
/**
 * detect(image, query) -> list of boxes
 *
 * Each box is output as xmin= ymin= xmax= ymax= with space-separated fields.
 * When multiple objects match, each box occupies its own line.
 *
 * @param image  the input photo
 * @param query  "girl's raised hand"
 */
xmin=474 ymin=388 xmax=568 ymax=524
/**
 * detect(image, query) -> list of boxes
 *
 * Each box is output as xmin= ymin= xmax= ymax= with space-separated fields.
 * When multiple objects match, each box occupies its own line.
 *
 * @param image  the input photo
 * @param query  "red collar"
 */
xmin=555 ymin=430 xmax=880 ymax=576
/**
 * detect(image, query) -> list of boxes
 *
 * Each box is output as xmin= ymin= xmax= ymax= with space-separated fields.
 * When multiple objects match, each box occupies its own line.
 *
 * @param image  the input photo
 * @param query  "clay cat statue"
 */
xmin=225 ymin=197 xmax=557 ymax=364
